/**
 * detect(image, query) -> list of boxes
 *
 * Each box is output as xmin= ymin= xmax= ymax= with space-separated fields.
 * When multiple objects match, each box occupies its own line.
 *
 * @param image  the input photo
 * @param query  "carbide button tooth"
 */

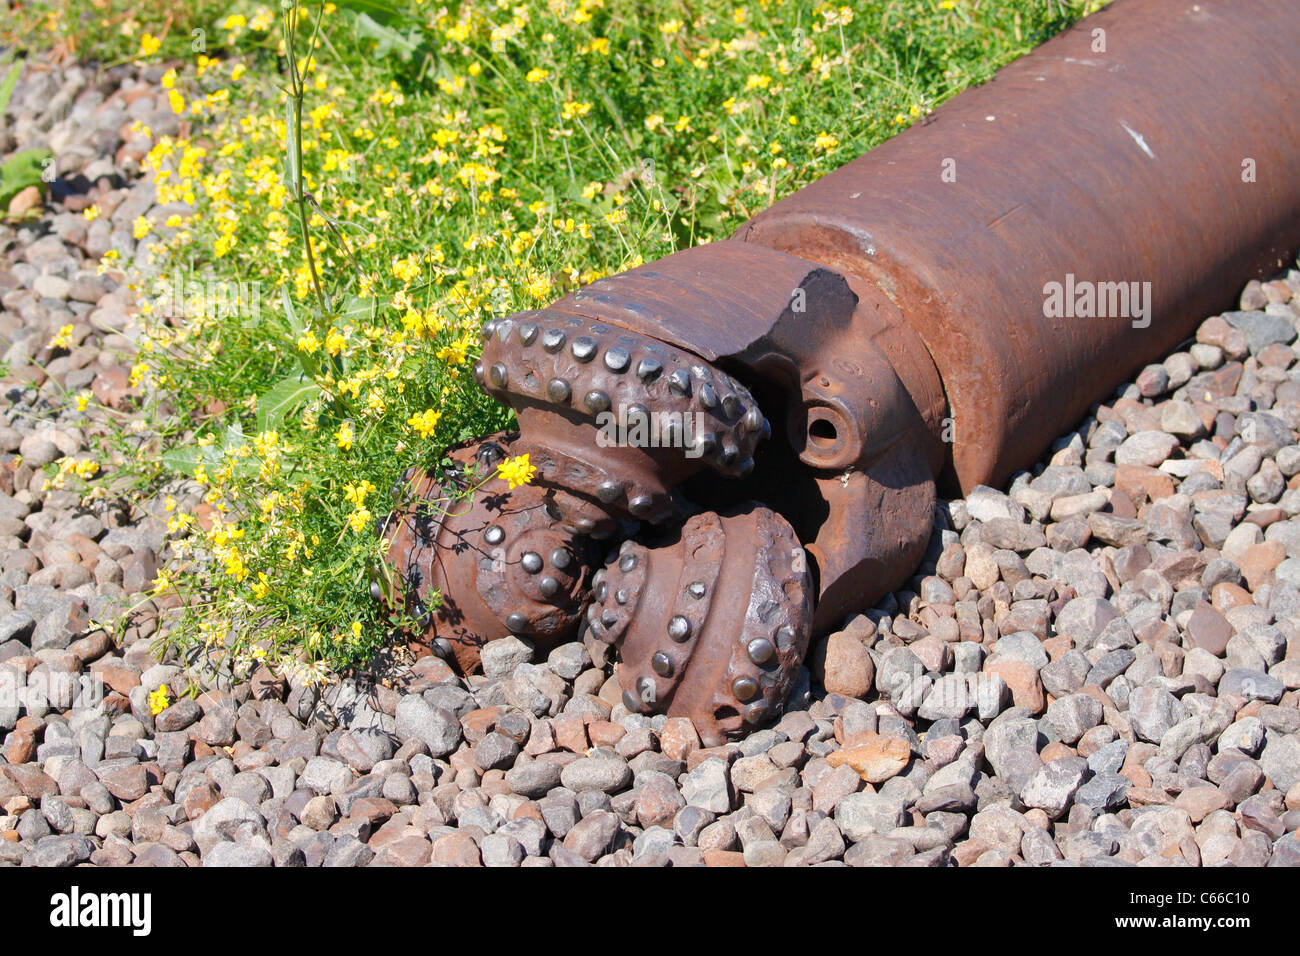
xmin=747 ymin=637 xmax=776 ymax=665
xmin=596 ymin=481 xmax=623 ymax=503
xmin=699 ymin=383 xmax=718 ymax=409
xmin=732 ymin=676 xmax=759 ymax=702
xmin=722 ymin=393 xmax=740 ymax=417
xmin=668 ymin=369 xmax=691 ymax=397
xmin=489 ymin=363 xmax=508 ymax=387
xmin=627 ymin=495 xmax=654 ymax=517
xmin=636 ymin=358 xmax=663 ymax=382
xmin=584 ymin=390 xmax=611 ymax=414
xmin=571 ymin=336 xmax=597 ymax=362
xmin=547 ymin=378 xmax=572 ymax=403
xmin=518 ymin=322 xmax=539 ymax=345
xmin=651 ymin=652 xmax=673 ymax=677
xmin=541 ymin=329 xmax=567 ymax=353
xmin=604 ymin=346 xmax=631 ymax=373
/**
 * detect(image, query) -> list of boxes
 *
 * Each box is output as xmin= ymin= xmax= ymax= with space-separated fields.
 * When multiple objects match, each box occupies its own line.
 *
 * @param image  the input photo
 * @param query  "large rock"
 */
xmin=681 ymin=758 xmax=735 ymax=814
xmin=1128 ymin=685 xmax=1185 ymax=743
xmin=1019 ymin=756 xmax=1088 ymax=818
xmin=1260 ymin=732 xmax=1300 ymax=795
xmin=394 ymin=695 xmax=461 ymax=756
xmin=816 ymin=631 xmax=875 ymax=699
xmin=825 ymin=733 xmax=911 ymax=784
xmin=834 ymin=791 xmax=907 ymax=842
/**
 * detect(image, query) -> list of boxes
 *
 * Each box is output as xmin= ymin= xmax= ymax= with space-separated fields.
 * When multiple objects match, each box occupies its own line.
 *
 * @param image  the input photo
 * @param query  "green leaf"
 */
xmin=0 ymin=61 xmax=20 ymax=121
xmin=160 ymin=442 xmax=222 ymax=478
xmin=351 ymin=12 xmax=423 ymax=60
xmin=257 ymin=373 xmax=321 ymax=432
xmin=334 ymin=294 xmax=376 ymax=324
xmin=160 ymin=446 xmax=202 ymax=477
xmin=281 ymin=285 xmax=305 ymax=338
xmin=0 ymin=148 xmax=51 ymax=208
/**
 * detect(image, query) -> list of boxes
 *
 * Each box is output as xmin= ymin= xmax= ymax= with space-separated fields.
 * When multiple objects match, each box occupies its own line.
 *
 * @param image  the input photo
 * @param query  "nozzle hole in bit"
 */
xmin=808 ymin=416 xmax=839 ymax=448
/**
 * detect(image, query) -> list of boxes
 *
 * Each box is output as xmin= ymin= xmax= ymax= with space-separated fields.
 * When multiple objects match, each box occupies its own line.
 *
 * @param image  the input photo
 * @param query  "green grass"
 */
xmin=13 ymin=0 xmax=1104 ymax=685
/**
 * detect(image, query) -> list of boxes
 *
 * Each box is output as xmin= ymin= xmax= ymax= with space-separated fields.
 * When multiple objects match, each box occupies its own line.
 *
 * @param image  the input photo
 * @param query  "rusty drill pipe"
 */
xmin=383 ymin=0 xmax=1300 ymax=744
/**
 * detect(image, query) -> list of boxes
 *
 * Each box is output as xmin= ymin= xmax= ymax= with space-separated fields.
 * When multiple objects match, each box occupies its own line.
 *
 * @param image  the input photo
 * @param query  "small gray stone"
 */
xmin=480 ymin=636 xmax=535 ymax=679
xmin=680 ymin=759 xmax=734 ymax=814
xmin=394 ymin=695 xmax=461 ymax=756
xmin=834 ymin=791 xmax=906 ymax=841
xmin=1219 ymin=669 xmax=1285 ymax=703
xmin=204 ymin=841 xmax=274 ymax=867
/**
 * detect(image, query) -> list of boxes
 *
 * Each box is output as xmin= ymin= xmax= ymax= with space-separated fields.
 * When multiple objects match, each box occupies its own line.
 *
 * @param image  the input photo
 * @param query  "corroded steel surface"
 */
xmin=383 ymin=0 xmax=1300 ymax=742
xmin=741 ymin=0 xmax=1300 ymax=495
xmin=588 ymin=505 xmax=812 ymax=745
xmin=381 ymin=435 xmax=598 ymax=673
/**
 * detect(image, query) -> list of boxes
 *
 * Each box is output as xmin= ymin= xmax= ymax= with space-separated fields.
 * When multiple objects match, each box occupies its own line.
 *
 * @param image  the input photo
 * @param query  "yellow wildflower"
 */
xmin=335 ymin=422 xmax=354 ymax=450
xmin=148 ymin=685 xmax=170 ymax=715
xmin=49 ymin=324 xmax=75 ymax=350
xmin=497 ymin=454 xmax=537 ymax=489
xmin=407 ymin=409 xmax=442 ymax=438
xmin=325 ymin=327 xmax=348 ymax=355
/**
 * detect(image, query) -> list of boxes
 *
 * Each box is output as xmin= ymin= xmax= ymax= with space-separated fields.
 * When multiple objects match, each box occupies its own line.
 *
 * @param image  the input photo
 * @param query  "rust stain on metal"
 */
xmin=383 ymin=0 xmax=1300 ymax=744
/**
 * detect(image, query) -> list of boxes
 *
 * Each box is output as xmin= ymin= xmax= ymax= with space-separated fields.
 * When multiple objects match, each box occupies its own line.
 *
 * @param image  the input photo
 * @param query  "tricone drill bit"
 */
xmin=383 ymin=0 xmax=1300 ymax=744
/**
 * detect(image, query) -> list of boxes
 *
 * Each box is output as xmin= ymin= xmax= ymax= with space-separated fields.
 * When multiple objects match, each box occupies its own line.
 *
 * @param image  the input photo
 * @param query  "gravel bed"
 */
xmin=2 ymin=57 xmax=1299 ymax=868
